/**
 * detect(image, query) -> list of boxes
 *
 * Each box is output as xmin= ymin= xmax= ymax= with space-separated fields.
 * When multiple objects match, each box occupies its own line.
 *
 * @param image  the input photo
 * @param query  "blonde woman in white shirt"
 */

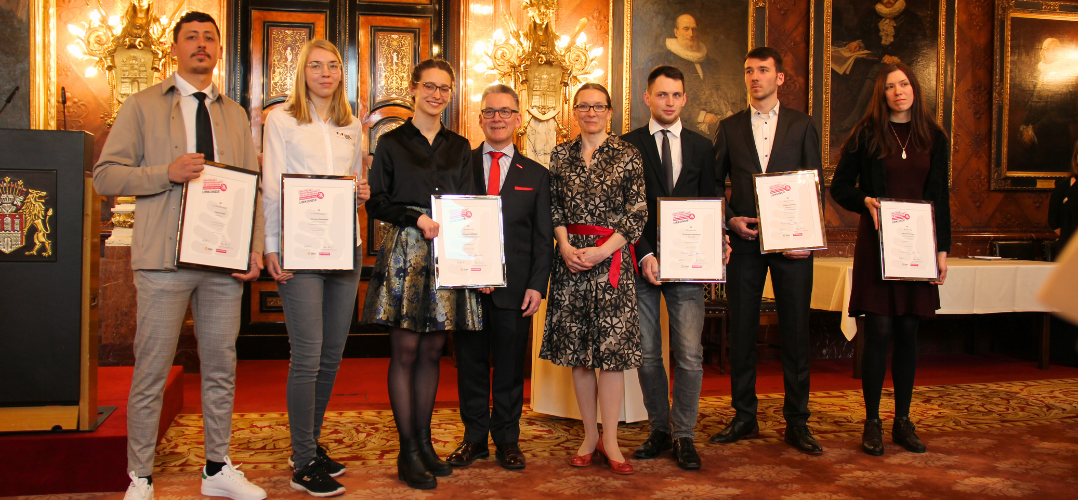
xmin=261 ymin=39 xmax=370 ymax=497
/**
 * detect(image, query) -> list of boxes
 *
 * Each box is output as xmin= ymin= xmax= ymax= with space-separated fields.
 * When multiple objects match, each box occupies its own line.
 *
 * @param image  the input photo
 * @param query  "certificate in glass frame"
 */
xmin=431 ymin=195 xmax=506 ymax=289
xmin=877 ymin=198 xmax=939 ymax=281
xmin=280 ymin=174 xmax=357 ymax=272
xmin=752 ymin=169 xmax=827 ymax=253
xmin=176 ymin=161 xmax=259 ymax=272
xmin=657 ymin=198 xmax=726 ymax=282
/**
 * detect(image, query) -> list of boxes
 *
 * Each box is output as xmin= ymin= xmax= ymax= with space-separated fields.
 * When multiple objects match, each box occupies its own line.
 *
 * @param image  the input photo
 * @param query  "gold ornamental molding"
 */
xmin=30 ymin=0 xmax=57 ymax=130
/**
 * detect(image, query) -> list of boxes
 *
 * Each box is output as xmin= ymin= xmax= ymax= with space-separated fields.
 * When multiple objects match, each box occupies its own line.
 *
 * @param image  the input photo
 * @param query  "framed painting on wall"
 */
xmin=811 ymin=0 xmax=956 ymax=185
xmin=613 ymin=0 xmax=764 ymax=135
xmin=991 ymin=1 xmax=1078 ymax=190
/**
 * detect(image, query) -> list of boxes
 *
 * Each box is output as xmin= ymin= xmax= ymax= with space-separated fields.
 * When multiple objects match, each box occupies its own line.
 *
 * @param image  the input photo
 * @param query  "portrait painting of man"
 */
xmin=1004 ymin=18 xmax=1078 ymax=176
xmin=628 ymin=0 xmax=749 ymax=137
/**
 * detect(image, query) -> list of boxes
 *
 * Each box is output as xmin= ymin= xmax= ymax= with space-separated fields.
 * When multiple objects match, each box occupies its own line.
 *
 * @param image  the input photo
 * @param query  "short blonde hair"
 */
xmin=286 ymin=39 xmax=353 ymax=127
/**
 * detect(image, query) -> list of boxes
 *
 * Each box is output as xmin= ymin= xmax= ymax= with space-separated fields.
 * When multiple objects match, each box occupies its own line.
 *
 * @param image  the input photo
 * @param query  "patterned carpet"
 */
xmin=9 ymin=379 xmax=1078 ymax=499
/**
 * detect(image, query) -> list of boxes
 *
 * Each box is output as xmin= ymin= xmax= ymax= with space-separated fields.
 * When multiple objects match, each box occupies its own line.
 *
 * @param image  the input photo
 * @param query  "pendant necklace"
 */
xmin=889 ymin=122 xmax=911 ymax=160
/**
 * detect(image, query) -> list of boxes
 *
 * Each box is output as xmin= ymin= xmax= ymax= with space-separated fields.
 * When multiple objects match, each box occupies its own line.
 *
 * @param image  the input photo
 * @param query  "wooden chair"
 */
xmin=702 ymin=284 xmax=780 ymax=374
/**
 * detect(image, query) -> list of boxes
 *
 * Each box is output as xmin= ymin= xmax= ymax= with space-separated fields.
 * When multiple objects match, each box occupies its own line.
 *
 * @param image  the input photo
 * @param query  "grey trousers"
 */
xmin=278 ymin=247 xmax=361 ymax=465
xmin=128 ymin=269 xmax=242 ymax=476
xmin=636 ymin=277 xmax=706 ymax=439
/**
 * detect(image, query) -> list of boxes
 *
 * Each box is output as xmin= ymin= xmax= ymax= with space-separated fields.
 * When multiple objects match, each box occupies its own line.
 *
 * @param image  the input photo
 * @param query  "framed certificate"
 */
xmin=657 ymin=198 xmax=725 ymax=282
xmin=280 ymin=174 xmax=357 ymax=272
xmin=431 ymin=195 xmax=506 ymax=288
xmin=878 ymin=198 xmax=939 ymax=281
xmin=176 ymin=162 xmax=259 ymax=272
xmin=753 ymin=170 xmax=827 ymax=253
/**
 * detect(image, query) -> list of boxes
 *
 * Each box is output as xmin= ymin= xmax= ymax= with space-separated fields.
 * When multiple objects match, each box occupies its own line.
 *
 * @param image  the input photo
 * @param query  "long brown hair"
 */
xmin=843 ymin=63 xmax=942 ymax=158
xmin=286 ymin=40 xmax=353 ymax=127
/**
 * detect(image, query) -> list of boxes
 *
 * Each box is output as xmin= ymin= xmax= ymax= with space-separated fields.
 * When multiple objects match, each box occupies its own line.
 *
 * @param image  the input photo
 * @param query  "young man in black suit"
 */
xmin=711 ymin=47 xmax=825 ymax=455
xmin=622 ymin=65 xmax=717 ymax=470
xmin=446 ymin=84 xmax=554 ymax=470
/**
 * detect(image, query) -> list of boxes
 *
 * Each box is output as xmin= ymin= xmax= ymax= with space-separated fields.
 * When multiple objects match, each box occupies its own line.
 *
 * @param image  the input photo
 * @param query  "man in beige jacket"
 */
xmin=93 ymin=12 xmax=266 ymax=500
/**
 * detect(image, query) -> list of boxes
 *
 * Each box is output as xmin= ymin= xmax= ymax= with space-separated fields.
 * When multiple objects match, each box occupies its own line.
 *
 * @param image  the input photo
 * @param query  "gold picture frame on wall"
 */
xmin=990 ymin=1 xmax=1078 ymax=190
xmin=616 ymin=0 xmax=764 ymax=135
xmin=810 ymin=0 xmax=956 ymax=185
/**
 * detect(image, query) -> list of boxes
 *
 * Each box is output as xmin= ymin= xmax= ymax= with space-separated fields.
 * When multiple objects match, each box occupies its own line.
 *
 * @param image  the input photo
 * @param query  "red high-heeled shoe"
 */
xmin=596 ymin=440 xmax=634 ymax=475
xmin=569 ymin=444 xmax=597 ymax=467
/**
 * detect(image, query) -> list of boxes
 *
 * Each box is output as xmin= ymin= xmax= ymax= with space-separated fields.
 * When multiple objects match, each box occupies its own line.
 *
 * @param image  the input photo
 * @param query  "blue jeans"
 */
xmin=635 ymin=276 xmax=705 ymax=439
xmin=278 ymin=246 xmax=362 ymax=465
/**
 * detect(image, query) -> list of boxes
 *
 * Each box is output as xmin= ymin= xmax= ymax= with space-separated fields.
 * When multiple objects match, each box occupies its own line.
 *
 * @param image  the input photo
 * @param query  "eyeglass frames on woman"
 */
xmin=480 ymin=108 xmax=520 ymax=119
xmin=419 ymin=82 xmax=453 ymax=96
xmin=306 ymin=61 xmax=341 ymax=74
xmin=573 ymin=103 xmax=610 ymax=113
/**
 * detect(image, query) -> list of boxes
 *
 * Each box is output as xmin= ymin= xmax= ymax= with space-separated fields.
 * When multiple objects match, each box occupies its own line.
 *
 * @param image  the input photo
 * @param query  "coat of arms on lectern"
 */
xmin=0 ymin=175 xmax=54 ymax=259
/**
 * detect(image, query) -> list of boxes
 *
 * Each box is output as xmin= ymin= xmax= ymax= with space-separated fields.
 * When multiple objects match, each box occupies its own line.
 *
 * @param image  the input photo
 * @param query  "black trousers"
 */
xmin=727 ymin=251 xmax=813 ymax=426
xmin=453 ymin=295 xmax=531 ymax=445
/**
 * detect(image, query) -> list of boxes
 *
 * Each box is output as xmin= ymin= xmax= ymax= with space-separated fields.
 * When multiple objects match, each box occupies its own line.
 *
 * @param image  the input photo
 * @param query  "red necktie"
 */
xmin=487 ymin=151 xmax=504 ymax=195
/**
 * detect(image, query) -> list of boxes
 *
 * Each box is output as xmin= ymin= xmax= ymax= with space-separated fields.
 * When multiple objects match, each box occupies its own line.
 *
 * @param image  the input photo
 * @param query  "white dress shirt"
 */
xmin=750 ymin=102 xmax=780 ymax=172
xmin=649 ymin=117 xmax=684 ymax=186
xmin=261 ymin=105 xmax=364 ymax=254
xmin=172 ymin=74 xmax=219 ymax=156
xmin=481 ymin=142 xmax=514 ymax=193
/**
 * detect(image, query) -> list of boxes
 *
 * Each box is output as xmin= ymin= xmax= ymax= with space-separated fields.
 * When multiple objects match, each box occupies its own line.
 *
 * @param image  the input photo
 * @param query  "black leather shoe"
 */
xmin=494 ymin=443 xmax=526 ymax=470
xmin=633 ymin=431 xmax=673 ymax=459
xmin=672 ymin=437 xmax=701 ymax=470
xmin=397 ymin=439 xmax=437 ymax=490
xmin=862 ymin=419 xmax=884 ymax=456
xmin=708 ymin=420 xmax=760 ymax=444
xmin=446 ymin=441 xmax=489 ymax=467
xmin=784 ymin=425 xmax=824 ymax=455
xmin=416 ymin=430 xmax=452 ymax=477
xmin=892 ymin=417 xmax=926 ymax=453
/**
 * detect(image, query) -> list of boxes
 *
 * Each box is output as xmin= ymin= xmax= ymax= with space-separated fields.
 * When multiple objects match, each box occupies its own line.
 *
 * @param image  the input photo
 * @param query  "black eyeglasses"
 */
xmin=481 ymin=108 xmax=520 ymax=119
xmin=573 ymin=103 xmax=610 ymax=113
xmin=419 ymin=82 xmax=452 ymax=95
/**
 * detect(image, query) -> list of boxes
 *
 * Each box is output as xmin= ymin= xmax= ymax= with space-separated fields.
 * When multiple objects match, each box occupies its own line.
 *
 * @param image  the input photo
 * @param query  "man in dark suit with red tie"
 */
xmin=447 ymin=84 xmax=554 ymax=470
xmin=711 ymin=47 xmax=825 ymax=455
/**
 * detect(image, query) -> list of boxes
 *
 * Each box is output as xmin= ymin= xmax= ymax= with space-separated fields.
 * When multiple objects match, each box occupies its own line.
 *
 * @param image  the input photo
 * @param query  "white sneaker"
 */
xmin=123 ymin=472 xmax=153 ymax=500
xmin=200 ymin=457 xmax=267 ymax=500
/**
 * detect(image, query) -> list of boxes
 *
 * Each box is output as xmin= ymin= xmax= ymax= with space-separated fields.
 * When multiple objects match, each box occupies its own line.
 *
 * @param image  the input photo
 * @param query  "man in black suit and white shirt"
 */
xmin=447 ymin=84 xmax=554 ymax=470
xmin=710 ymin=47 xmax=825 ymax=455
xmin=622 ymin=65 xmax=724 ymax=469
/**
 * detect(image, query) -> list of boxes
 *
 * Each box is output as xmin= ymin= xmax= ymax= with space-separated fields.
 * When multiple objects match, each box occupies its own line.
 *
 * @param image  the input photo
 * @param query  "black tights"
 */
xmin=862 ymin=313 xmax=919 ymax=420
xmin=388 ymin=328 xmax=448 ymax=440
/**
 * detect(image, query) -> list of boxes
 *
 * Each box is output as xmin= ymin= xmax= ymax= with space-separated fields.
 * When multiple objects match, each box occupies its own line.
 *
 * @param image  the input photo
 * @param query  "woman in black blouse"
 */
xmin=1049 ymin=142 xmax=1078 ymax=247
xmin=361 ymin=59 xmax=478 ymax=490
xmin=830 ymin=63 xmax=950 ymax=457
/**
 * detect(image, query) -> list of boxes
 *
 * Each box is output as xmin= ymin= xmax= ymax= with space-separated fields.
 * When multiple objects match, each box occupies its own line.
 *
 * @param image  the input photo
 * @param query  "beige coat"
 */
xmin=93 ymin=74 xmax=265 ymax=271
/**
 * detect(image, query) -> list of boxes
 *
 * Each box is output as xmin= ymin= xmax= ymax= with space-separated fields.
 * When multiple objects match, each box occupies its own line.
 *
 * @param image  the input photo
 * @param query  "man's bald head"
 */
xmin=674 ymin=14 xmax=699 ymax=51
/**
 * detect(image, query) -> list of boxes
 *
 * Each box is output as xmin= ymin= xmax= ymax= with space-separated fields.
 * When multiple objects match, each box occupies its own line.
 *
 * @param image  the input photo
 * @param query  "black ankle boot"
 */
xmin=397 ymin=439 xmax=437 ymax=489
xmin=892 ymin=417 xmax=926 ymax=453
xmin=416 ymin=429 xmax=452 ymax=477
xmin=862 ymin=419 xmax=884 ymax=456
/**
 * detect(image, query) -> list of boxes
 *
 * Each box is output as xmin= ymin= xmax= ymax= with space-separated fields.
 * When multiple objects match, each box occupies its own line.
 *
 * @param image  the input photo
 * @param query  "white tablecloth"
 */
xmin=763 ymin=257 xmax=1057 ymax=339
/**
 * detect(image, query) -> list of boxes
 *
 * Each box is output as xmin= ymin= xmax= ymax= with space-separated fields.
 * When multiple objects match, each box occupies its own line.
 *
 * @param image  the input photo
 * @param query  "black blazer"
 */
xmin=622 ymin=124 xmax=717 ymax=259
xmin=471 ymin=145 xmax=555 ymax=310
xmin=714 ymin=105 xmax=824 ymax=253
xmin=829 ymin=128 xmax=951 ymax=253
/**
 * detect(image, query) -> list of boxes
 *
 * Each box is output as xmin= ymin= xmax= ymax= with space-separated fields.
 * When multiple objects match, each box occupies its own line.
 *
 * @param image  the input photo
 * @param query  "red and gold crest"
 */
xmin=0 ymin=177 xmax=53 ymax=257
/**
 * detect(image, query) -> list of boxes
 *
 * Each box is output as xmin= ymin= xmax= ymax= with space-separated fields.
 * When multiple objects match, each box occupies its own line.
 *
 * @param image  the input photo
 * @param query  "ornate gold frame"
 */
xmin=620 ymin=0 xmax=763 ymax=133
xmin=30 ymin=0 xmax=57 ymax=130
xmin=990 ymin=1 xmax=1078 ymax=190
xmin=811 ymin=0 xmax=956 ymax=185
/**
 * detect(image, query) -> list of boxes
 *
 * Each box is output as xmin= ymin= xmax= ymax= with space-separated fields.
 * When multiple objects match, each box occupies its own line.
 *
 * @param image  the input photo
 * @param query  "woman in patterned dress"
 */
xmin=361 ymin=59 xmax=480 ymax=490
xmin=540 ymin=83 xmax=647 ymax=475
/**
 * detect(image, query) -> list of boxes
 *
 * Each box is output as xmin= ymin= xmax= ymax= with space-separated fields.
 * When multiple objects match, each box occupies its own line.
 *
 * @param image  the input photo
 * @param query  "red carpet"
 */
xmin=0 ymin=366 xmax=183 ymax=497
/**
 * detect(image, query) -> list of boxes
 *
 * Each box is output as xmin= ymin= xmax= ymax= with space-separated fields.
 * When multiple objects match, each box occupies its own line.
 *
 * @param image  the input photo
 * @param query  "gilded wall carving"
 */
xmin=373 ymin=32 xmax=413 ymax=105
xmin=267 ymin=26 xmax=308 ymax=102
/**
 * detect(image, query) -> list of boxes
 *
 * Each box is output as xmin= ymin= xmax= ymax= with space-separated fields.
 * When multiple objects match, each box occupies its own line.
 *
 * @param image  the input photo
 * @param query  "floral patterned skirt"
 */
xmin=360 ymin=208 xmax=482 ymax=333
xmin=540 ymin=235 xmax=642 ymax=370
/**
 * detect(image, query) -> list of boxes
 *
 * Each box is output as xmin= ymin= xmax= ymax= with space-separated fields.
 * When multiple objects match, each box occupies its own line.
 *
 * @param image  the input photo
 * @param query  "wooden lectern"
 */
xmin=0 ymin=130 xmax=101 ymax=432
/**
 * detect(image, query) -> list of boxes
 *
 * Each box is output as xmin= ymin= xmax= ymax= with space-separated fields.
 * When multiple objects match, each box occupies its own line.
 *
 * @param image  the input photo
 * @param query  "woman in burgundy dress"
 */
xmin=830 ymin=62 xmax=950 ymax=456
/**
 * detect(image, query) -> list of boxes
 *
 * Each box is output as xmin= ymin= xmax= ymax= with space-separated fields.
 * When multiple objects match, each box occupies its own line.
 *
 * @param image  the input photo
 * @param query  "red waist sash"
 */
xmin=566 ymin=224 xmax=637 ymax=288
